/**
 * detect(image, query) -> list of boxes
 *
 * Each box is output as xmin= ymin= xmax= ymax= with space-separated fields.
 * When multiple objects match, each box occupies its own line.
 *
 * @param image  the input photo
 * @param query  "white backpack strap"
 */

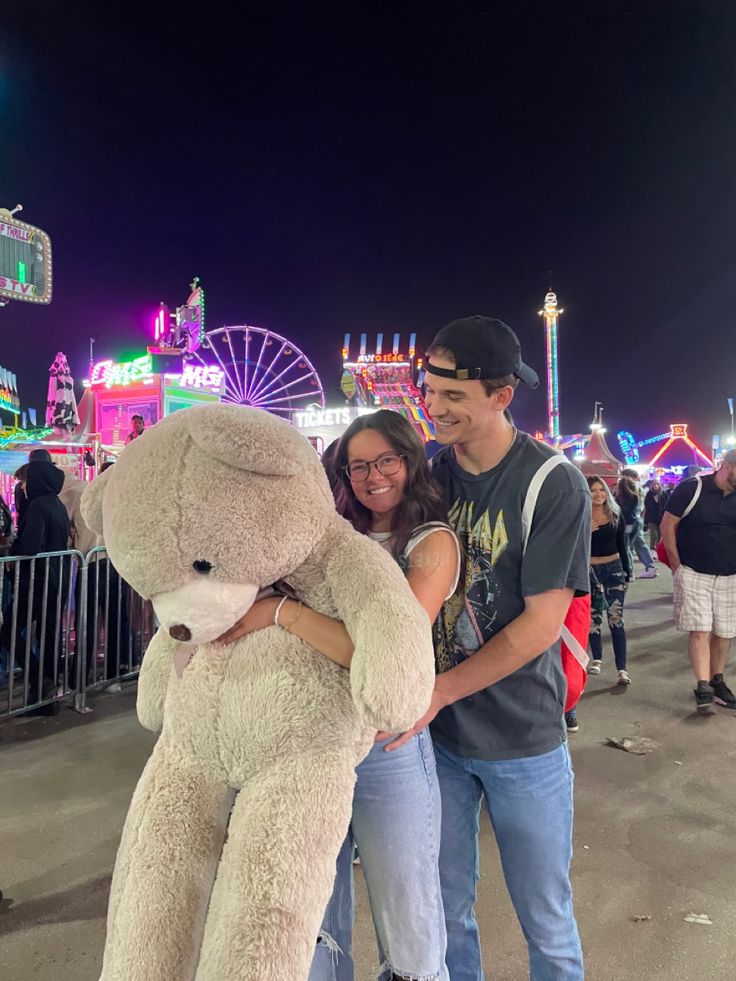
xmin=521 ymin=455 xmax=567 ymax=554
xmin=680 ymin=475 xmax=702 ymax=521
xmin=560 ymin=623 xmax=590 ymax=671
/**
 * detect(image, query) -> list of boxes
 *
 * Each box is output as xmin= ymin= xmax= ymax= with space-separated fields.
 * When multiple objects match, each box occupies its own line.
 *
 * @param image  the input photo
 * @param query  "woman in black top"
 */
xmin=588 ymin=476 xmax=633 ymax=684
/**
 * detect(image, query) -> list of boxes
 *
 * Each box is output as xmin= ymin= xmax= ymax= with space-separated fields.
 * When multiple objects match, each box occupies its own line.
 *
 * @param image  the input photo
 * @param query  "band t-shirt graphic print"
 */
xmin=430 ymin=433 xmax=591 ymax=761
xmin=437 ymin=497 xmax=509 ymax=662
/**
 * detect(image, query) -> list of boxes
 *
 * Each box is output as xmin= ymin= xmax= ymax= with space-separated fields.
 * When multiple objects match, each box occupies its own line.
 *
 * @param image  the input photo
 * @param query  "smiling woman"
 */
xmin=332 ymin=408 xmax=448 ymax=558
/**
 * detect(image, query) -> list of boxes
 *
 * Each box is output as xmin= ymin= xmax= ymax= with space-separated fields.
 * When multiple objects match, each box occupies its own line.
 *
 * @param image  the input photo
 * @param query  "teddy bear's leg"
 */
xmin=100 ymin=740 xmax=234 ymax=981
xmin=195 ymin=751 xmax=356 ymax=981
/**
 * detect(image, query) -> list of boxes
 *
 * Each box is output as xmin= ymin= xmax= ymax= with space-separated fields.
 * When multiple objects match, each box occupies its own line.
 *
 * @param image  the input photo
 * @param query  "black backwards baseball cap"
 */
xmin=426 ymin=315 xmax=539 ymax=389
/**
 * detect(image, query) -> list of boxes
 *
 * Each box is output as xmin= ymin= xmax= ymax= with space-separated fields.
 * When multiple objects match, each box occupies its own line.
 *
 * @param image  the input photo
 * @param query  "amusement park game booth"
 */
xmin=79 ymin=351 xmax=225 ymax=453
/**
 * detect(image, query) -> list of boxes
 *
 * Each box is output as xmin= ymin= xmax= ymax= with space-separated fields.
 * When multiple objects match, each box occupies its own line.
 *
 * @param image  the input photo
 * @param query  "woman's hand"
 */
xmin=217 ymin=597 xmax=281 ymax=644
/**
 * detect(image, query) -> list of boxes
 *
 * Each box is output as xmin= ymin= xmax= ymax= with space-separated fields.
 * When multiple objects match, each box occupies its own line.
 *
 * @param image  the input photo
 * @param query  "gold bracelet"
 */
xmin=281 ymin=600 xmax=303 ymax=634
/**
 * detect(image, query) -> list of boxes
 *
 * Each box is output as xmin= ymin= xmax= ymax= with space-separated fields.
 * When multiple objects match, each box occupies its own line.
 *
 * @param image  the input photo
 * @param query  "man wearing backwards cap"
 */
xmin=384 ymin=316 xmax=590 ymax=979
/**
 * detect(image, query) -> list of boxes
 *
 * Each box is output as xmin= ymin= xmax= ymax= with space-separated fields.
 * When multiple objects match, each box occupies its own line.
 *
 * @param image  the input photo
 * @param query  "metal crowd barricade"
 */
xmin=77 ymin=546 xmax=154 ymax=711
xmin=0 ymin=547 xmax=155 ymax=719
xmin=0 ymin=550 xmax=84 ymax=718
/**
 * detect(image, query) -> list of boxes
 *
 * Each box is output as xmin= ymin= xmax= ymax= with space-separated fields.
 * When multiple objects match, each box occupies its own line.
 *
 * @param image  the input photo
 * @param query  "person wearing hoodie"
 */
xmin=0 ymin=460 xmax=71 ymax=709
xmin=13 ymin=449 xmax=53 ymax=531
xmin=60 ymin=468 xmax=130 ymax=690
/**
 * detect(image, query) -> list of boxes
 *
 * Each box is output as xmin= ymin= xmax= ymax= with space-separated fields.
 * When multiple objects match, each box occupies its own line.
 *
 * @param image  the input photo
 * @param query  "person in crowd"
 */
xmin=386 ymin=316 xmax=590 ymax=980
xmin=0 ymin=492 xmax=12 ymax=550
xmin=661 ymin=449 xmax=736 ymax=715
xmin=616 ymin=473 xmax=657 ymax=578
xmin=13 ymin=464 xmax=29 ymax=530
xmin=585 ymin=476 xmax=633 ymax=692
xmin=60 ymin=464 xmax=130 ymax=692
xmin=643 ymin=479 xmax=668 ymax=549
xmin=0 ymin=459 xmax=71 ymax=713
xmin=222 ymin=409 xmax=460 ymax=981
xmin=13 ymin=450 xmax=53 ymax=531
xmin=28 ymin=448 xmax=53 ymax=463
xmin=126 ymin=414 xmax=146 ymax=444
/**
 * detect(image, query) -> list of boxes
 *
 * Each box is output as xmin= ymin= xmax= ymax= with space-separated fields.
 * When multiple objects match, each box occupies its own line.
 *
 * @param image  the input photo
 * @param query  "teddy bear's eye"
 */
xmin=193 ymin=560 xmax=213 ymax=574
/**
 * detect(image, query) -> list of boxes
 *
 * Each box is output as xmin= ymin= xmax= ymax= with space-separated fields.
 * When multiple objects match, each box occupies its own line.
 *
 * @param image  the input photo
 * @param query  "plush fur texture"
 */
xmin=81 ymin=404 xmax=435 ymax=981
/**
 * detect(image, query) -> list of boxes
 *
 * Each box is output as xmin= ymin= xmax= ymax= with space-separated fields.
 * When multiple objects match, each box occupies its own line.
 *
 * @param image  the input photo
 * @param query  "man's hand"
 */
xmin=376 ymin=685 xmax=450 ymax=751
xmin=217 ymin=597 xmax=280 ymax=644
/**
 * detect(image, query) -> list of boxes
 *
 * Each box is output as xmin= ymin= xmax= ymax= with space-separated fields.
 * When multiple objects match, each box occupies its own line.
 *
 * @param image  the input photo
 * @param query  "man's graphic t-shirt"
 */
xmin=430 ymin=432 xmax=591 ymax=761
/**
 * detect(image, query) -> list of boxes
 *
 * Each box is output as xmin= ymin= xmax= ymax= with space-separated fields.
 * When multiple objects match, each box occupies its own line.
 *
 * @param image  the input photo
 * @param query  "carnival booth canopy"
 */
xmin=84 ymin=352 xmax=225 ymax=452
xmin=577 ymin=424 xmax=623 ymax=481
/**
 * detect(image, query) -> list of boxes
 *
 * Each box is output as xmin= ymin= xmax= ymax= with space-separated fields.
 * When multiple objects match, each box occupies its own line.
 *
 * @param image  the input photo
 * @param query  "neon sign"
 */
xmin=355 ymin=354 xmax=408 ymax=364
xmin=178 ymin=364 xmax=223 ymax=389
xmin=293 ymin=406 xmax=376 ymax=429
xmin=91 ymin=355 xmax=154 ymax=388
xmin=90 ymin=354 xmax=223 ymax=391
xmin=154 ymin=305 xmax=169 ymax=343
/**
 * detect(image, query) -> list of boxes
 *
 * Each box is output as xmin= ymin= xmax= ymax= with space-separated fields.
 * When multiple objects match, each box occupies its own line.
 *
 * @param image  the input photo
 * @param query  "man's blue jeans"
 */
xmin=434 ymin=741 xmax=584 ymax=980
xmin=309 ymin=728 xmax=449 ymax=980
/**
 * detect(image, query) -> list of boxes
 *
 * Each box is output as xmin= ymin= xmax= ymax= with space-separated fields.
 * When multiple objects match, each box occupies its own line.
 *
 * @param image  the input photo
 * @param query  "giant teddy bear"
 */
xmin=81 ymin=403 xmax=435 ymax=981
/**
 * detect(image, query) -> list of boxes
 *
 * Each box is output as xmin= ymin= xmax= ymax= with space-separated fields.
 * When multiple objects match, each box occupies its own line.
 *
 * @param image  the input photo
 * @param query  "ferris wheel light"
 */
xmin=191 ymin=325 xmax=325 ymax=417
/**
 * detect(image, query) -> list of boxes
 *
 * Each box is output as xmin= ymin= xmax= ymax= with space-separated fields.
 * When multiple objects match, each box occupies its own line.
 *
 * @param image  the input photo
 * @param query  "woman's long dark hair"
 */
xmin=616 ymin=476 xmax=639 ymax=508
xmin=331 ymin=409 xmax=447 ymax=558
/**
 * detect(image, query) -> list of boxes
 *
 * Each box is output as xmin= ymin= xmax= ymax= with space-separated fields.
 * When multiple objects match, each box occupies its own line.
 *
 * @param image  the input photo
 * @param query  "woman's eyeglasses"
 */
xmin=345 ymin=453 xmax=407 ymax=481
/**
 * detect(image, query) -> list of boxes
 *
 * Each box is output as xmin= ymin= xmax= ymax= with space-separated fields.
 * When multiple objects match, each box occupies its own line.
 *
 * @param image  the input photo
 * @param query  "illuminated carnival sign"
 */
xmin=0 ymin=212 xmax=53 ymax=304
xmin=90 ymin=355 xmax=154 ymax=388
xmin=342 ymin=332 xmax=418 ymax=364
xmin=293 ymin=406 xmax=376 ymax=429
xmin=178 ymin=364 xmax=223 ymax=389
xmin=89 ymin=355 xmax=223 ymax=391
xmin=354 ymin=353 xmax=409 ymax=364
xmin=0 ymin=365 xmax=20 ymax=413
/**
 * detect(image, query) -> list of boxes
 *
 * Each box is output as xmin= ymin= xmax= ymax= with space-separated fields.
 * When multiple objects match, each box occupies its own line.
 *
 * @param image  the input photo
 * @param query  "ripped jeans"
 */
xmin=589 ymin=560 xmax=628 ymax=670
xmin=308 ymin=728 xmax=449 ymax=981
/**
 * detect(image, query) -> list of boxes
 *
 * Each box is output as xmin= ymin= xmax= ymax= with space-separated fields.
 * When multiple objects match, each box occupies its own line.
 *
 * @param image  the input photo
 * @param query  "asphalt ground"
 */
xmin=1 ymin=569 xmax=735 ymax=980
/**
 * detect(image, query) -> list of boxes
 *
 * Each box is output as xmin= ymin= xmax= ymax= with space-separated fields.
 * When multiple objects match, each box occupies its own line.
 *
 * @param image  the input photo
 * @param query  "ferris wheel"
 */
xmin=195 ymin=325 xmax=325 ymax=418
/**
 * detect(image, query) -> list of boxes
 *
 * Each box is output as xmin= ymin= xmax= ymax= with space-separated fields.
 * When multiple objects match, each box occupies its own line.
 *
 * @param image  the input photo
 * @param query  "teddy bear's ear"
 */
xmin=80 ymin=467 xmax=115 ymax=534
xmin=184 ymin=404 xmax=318 ymax=476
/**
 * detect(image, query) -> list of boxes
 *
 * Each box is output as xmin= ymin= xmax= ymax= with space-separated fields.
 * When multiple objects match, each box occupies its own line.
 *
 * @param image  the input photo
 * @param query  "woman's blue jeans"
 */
xmin=589 ymin=559 xmax=628 ymax=670
xmin=308 ymin=727 xmax=449 ymax=981
xmin=435 ymin=741 xmax=584 ymax=981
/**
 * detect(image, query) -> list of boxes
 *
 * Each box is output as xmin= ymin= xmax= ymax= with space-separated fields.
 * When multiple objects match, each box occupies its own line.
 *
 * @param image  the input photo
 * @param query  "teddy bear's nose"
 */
xmin=169 ymin=624 xmax=192 ymax=642
xmin=193 ymin=560 xmax=213 ymax=574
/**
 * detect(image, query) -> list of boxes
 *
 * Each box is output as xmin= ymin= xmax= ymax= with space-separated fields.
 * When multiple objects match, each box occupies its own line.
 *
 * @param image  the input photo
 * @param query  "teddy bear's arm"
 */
xmin=136 ymin=627 xmax=177 ymax=732
xmin=324 ymin=531 xmax=436 ymax=732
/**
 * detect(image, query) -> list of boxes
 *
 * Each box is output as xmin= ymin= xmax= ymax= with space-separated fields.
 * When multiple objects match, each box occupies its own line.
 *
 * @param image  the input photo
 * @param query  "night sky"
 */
xmin=3 ymin=3 xmax=736 ymax=457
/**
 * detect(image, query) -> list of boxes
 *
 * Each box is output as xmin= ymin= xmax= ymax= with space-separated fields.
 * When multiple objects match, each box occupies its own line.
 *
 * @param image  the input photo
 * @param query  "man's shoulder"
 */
xmin=670 ymin=475 xmax=700 ymax=498
xmin=429 ymin=446 xmax=456 ymax=483
xmin=515 ymin=434 xmax=588 ymax=496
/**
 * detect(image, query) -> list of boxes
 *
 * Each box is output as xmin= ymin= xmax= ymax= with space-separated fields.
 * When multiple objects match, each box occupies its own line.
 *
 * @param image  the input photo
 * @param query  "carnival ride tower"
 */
xmin=538 ymin=290 xmax=563 ymax=440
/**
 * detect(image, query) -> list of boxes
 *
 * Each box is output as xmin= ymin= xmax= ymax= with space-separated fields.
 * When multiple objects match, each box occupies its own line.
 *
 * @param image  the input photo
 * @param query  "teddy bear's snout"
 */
xmin=152 ymin=579 xmax=261 ymax=646
xmin=169 ymin=624 xmax=192 ymax=642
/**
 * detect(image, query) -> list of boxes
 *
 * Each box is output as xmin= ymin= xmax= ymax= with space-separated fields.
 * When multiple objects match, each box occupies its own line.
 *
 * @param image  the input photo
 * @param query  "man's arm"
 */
xmin=660 ymin=511 xmax=681 ymax=571
xmin=382 ymin=587 xmax=573 ymax=749
xmin=436 ymin=587 xmax=573 ymax=703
